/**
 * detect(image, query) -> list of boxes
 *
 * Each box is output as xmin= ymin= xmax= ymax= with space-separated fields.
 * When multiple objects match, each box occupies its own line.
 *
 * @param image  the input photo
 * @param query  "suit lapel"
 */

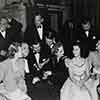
xmin=5 ymin=30 xmax=8 ymax=39
xmin=0 ymin=32 xmax=3 ymax=38
xmin=0 ymin=32 xmax=6 ymax=39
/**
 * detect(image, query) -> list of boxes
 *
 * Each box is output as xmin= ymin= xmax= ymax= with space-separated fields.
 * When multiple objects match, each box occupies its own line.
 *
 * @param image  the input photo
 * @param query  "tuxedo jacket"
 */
xmin=24 ymin=23 xmax=49 ymax=47
xmin=0 ymin=28 xmax=20 ymax=61
xmin=76 ymin=28 xmax=97 ymax=50
xmin=27 ymin=48 xmax=51 ymax=81
xmin=0 ymin=27 xmax=19 ymax=50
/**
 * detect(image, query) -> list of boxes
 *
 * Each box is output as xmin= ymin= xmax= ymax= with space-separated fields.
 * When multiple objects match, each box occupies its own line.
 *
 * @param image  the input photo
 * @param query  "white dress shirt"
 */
xmin=37 ymin=24 xmax=43 ymax=40
xmin=0 ymin=30 xmax=6 ymax=38
xmin=85 ymin=31 xmax=89 ymax=37
xmin=35 ymin=52 xmax=40 ymax=64
xmin=24 ymin=59 xmax=30 ymax=73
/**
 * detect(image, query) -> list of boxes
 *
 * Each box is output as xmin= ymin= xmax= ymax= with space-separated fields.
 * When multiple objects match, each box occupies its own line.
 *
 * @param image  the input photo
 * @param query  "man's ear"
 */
xmin=41 ymin=18 xmax=44 ymax=23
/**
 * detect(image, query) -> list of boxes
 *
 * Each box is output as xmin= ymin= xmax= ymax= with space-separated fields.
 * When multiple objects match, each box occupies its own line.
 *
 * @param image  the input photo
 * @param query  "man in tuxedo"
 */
xmin=27 ymin=41 xmax=51 ymax=84
xmin=0 ymin=17 xmax=13 ymax=61
xmin=0 ymin=16 xmax=24 ymax=61
xmin=77 ymin=18 xmax=97 ymax=55
xmin=24 ymin=12 xmax=49 ymax=48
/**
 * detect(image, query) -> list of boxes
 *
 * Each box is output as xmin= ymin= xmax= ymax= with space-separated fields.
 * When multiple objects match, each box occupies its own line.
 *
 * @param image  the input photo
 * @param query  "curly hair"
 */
xmin=7 ymin=42 xmax=21 ymax=58
xmin=71 ymin=41 xmax=89 ymax=58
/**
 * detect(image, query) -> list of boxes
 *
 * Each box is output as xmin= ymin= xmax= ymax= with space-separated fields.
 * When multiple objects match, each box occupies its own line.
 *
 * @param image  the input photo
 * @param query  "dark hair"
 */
xmin=46 ymin=31 xmax=55 ymax=39
xmin=32 ymin=39 xmax=40 ymax=45
xmin=52 ymin=42 xmax=63 ymax=55
xmin=21 ymin=42 xmax=29 ymax=47
xmin=80 ymin=17 xmax=91 ymax=25
xmin=34 ymin=11 xmax=44 ymax=19
xmin=71 ymin=41 xmax=89 ymax=58
xmin=7 ymin=42 xmax=21 ymax=58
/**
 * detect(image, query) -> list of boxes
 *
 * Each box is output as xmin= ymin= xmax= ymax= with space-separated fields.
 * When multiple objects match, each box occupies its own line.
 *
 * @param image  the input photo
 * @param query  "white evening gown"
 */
xmin=60 ymin=58 xmax=98 ymax=100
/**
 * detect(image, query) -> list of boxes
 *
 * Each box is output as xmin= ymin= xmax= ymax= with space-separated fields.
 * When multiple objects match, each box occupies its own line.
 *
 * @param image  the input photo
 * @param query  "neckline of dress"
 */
xmin=71 ymin=57 xmax=86 ymax=68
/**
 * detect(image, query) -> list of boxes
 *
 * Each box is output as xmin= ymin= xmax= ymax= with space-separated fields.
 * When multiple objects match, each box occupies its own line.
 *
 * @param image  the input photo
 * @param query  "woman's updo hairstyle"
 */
xmin=7 ymin=42 xmax=21 ymax=58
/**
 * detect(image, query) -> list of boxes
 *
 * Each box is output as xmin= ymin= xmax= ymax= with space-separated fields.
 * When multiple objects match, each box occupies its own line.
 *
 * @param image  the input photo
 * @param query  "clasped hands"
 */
xmin=32 ymin=71 xmax=52 ymax=84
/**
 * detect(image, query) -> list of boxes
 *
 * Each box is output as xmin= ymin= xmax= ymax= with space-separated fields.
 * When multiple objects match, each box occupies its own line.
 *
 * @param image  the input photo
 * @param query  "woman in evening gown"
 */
xmin=0 ymin=42 xmax=31 ymax=100
xmin=60 ymin=42 xmax=98 ymax=100
xmin=88 ymin=40 xmax=100 ymax=99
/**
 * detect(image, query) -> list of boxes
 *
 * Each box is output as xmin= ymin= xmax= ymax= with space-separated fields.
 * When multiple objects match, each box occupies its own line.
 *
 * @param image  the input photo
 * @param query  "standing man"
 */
xmin=24 ymin=11 xmax=49 ymax=48
xmin=0 ymin=17 xmax=13 ymax=61
xmin=76 ymin=18 xmax=97 ymax=57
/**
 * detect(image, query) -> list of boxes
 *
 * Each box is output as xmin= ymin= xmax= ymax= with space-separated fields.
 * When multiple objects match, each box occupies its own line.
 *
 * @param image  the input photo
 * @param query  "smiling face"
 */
xmin=0 ymin=18 xmax=8 ymax=31
xmin=73 ymin=45 xmax=80 ymax=57
xmin=21 ymin=43 xmax=29 ymax=57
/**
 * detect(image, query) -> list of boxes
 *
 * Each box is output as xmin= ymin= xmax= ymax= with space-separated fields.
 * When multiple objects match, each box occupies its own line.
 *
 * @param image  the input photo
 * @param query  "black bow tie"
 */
xmin=37 ymin=25 xmax=41 ymax=29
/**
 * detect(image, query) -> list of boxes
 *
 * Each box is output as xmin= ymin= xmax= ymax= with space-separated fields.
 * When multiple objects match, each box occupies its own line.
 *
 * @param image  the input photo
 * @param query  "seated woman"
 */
xmin=60 ymin=42 xmax=98 ymax=100
xmin=51 ymin=42 xmax=69 ymax=91
xmin=0 ymin=42 xmax=31 ymax=100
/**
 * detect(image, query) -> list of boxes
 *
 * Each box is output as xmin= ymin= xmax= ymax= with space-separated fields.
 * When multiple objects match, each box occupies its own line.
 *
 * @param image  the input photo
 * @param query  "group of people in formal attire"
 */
xmin=0 ymin=10 xmax=100 ymax=100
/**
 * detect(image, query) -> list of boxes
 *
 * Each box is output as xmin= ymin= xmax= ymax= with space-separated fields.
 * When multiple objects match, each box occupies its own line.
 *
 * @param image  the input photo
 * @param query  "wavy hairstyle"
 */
xmin=7 ymin=42 xmax=21 ymax=58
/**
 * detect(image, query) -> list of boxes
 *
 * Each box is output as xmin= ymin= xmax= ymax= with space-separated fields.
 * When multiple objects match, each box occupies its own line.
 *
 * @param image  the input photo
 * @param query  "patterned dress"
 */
xmin=60 ymin=57 xmax=98 ymax=100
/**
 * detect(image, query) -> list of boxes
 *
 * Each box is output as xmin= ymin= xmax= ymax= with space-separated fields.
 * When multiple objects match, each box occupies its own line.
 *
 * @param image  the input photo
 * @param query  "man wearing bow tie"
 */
xmin=0 ymin=17 xmax=12 ymax=61
xmin=24 ymin=12 xmax=49 ymax=49
xmin=76 ymin=18 xmax=97 ymax=56
xmin=35 ymin=15 xmax=43 ymax=41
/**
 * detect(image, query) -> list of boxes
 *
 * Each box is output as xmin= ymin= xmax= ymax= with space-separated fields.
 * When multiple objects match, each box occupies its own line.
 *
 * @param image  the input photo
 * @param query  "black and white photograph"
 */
xmin=0 ymin=0 xmax=99 ymax=100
